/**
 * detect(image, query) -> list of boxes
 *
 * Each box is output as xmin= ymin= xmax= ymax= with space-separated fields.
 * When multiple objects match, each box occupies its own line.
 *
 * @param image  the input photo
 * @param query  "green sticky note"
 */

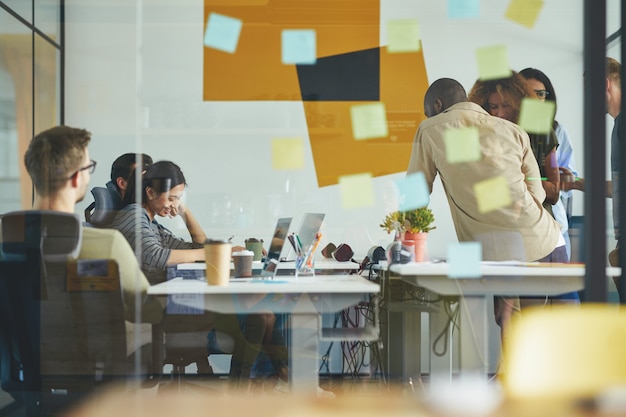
xmin=271 ymin=138 xmax=305 ymax=170
xmin=339 ymin=173 xmax=375 ymax=209
xmin=474 ymin=175 xmax=512 ymax=213
xmin=282 ymin=29 xmax=317 ymax=64
xmin=505 ymin=0 xmax=544 ymax=29
xmin=387 ymin=19 xmax=421 ymax=53
xmin=350 ymin=103 xmax=389 ymax=140
xmin=203 ymin=12 xmax=243 ymax=54
xmin=396 ymin=172 xmax=430 ymax=211
xmin=448 ymin=242 xmax=482 ymax=278
xmin=518 ymin=98 xmax=555 ymax=134
xmin=444 ymin=126 xmax=481 ymax=163
xmin=475 ymin=45 xmax=511 ymax=81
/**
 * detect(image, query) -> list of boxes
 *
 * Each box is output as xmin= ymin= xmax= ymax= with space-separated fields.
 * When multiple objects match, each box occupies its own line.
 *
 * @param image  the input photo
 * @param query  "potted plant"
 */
xmin=380 ymin=207 xmax=436 ymax=262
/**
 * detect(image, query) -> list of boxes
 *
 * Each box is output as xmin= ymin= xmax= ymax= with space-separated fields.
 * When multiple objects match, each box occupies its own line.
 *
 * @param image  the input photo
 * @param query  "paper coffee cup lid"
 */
xmin=232 ymin=250 xmax=254 ymax=256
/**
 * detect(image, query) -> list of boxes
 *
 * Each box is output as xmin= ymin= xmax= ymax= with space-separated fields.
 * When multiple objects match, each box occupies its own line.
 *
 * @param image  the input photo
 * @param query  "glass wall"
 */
xmin=0 ymin=2 xmax=63 ymax=412
xmin=0 ymin=0 xmax=62 ymax=212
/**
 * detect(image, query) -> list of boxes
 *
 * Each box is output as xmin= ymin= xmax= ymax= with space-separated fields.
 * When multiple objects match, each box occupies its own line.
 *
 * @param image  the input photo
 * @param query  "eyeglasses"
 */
xmin=534 ymin=90 xmax=549 ymax=99
xmin=70 ymin=160 xmax=97 ymax=178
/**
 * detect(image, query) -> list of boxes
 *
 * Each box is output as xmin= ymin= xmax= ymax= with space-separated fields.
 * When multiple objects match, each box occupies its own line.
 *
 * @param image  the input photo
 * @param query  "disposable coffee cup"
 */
xmin=232 ymin=250 xmax=254 ymax=278
xmin=204 ymin=239 xmax=231 ymax=286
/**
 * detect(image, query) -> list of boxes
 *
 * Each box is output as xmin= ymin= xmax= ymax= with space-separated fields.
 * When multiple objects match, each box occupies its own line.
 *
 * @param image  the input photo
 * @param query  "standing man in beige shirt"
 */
xmin=407 ymin=78 xmax=574 ymax=337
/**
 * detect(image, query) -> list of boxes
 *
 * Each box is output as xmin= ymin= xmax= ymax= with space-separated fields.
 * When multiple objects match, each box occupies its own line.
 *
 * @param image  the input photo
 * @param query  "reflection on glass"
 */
xmin=0 ymin=8 xmax=32 ymax=211
xmin=1 ymin=0 xmax=33 ymax=24
xmin=34 ymin=0 xmax=61 ymax=42
xmin=34 ymin=33 xmax=59 ymax=136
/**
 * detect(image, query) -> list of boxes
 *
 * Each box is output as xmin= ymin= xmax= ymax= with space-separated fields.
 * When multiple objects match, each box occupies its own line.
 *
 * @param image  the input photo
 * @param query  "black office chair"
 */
xmin=84 ymin=181 xmax=123 ymax=227
xmin=0 ymin=211 xmax=130 ymax=416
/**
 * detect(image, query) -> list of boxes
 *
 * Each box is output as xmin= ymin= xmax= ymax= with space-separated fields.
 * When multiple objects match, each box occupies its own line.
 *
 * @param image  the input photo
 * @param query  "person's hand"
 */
xmin=168 ymin=202 xmax=186 ymax=219
xmin=559 ymin=167 xmax=577 ymax=191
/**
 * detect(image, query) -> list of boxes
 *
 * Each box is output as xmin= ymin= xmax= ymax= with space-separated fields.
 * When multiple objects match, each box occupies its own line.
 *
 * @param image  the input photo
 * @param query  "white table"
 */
xmin=389 ymin=262 xmax=621 ymax=380
xmin=173 ymin=259 xmax=359 ymax=275
xmin=148 ymin=275 xmax=380 ymax=394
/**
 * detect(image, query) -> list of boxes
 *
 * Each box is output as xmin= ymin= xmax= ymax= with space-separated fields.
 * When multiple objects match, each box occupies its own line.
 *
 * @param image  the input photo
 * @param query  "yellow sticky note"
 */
xmin=271 ymin=138 xmax=305 ymax=170
xmin=339 ymin=173 xmax=375 ymax=209
xmin=387 ymin=19 xmax=421 ymax=53
xmin=475 ymin=45 xmax=511 ymax=81
xmin=350 ymin=103 xmax=389 ymax=140
xmin=505 ymin=0 xmax=544 ymax=29
xmin=474 ymin=176 xmax=512 ymax=213
xmin=517 ymin=98 xmax=555 ymax=134
xmin=444 ymin=126 xmax=481 ymax=163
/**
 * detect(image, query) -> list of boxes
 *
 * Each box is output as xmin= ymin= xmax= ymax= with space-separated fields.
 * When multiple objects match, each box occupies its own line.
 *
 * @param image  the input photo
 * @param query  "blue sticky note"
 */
xmin=396 ymin=172 xmax=430 ymax=211
xmin=203 ymin=12 xmax=243 ymax=54
xmin=282 ymin=29 xmax=317 ymax=65
xmin=447 ymin=242 xmax=482 ymax=278
xmin=448 ymin=0 xmax=480 ymax=19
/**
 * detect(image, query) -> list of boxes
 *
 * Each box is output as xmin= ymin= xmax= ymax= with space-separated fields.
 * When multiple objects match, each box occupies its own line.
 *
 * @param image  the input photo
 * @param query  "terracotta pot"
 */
xmin=403 ymin=231 xmax=428 ymax=262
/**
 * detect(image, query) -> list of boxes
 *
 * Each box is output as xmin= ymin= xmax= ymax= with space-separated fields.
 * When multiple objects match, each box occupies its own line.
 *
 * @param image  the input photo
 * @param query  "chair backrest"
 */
xmin=84 ymin=181 xmax=123 ymax=227
xmin=500 ymin=304 xmax=626 ymax=399
xmin=0 ymin=211 xmax=128 ymax=413
xmin=1 ymin=210 xmax=82 ymax=261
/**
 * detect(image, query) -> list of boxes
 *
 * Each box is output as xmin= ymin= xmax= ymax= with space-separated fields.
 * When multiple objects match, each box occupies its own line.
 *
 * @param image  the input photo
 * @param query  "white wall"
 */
xmin=65 ymin=0 xmax=613 ymax=260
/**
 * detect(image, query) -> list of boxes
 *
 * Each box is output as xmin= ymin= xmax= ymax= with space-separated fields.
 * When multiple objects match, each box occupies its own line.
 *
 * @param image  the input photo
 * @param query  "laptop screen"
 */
xmin=296 ymin=213 xmax=325 ymax=251
xmin=266 ymin=217 xmax=292 ymax=262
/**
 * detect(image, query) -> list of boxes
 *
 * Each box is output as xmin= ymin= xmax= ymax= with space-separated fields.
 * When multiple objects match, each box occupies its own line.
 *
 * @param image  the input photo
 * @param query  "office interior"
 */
xmin=0 ymin=0 xmax=624 ymax=414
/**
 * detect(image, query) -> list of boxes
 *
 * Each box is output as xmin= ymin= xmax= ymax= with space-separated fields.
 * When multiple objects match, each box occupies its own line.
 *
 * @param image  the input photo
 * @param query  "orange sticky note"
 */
xmin=444 ymin=126 xmax=481 ymax=163
xmin=271 ymin=138 xmax=305 ymax=170
xmin=505 ymin=0 xmax=544 ymax=29
xmin=350 ymin=103 xmax=389 ymax=140
xmin=387 ymin=19 xmax=421 ymax=53
xmin=517 ymin=98 xmax=555 ymax=134
xmin=339 ymin=173 xmax=375 ymax=209
xmin=475 ymin=45 xmax=511 ymax=81
xmin=474 ymin=175 xmax=512 ymax=213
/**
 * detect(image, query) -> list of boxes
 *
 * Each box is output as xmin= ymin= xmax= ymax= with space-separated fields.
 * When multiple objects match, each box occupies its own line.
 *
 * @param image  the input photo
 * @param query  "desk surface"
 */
xmin=390 ymin=262 xmax=620 ymax=297
xmin=175 ymin=259 xmax=359 ymax=271
xmin=148 ymin=275 xmax=379 ymax=295
xmin=391 ymin=261 xmax=621 ymax=277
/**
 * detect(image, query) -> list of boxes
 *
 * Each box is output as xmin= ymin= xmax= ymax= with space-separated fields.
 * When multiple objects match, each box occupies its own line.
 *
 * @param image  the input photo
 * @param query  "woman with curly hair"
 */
xmin=468 ymin=71 xmax=560 ymax=216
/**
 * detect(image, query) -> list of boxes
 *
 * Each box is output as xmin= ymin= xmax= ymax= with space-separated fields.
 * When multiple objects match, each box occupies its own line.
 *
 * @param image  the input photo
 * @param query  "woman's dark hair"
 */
xmin=122 ymin=160 xmax=187 ymax=206
xmin=519 ymin=67 xmax=559 ymax=129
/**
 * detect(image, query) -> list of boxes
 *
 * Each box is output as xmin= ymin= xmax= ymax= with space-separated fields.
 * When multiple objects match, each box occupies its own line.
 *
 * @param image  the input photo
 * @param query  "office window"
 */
xmin=0 ymin=1 xmax=63 ymax=211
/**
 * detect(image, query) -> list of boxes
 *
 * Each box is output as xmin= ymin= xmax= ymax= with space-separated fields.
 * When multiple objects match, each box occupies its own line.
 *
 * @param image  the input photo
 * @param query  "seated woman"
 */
xmin=111 ymin=161 xmax=331 ymax=396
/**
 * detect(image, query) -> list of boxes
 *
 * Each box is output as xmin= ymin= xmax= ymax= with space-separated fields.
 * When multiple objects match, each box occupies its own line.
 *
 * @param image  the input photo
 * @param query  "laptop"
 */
xmin=295 ymin=213 xmax=325 ymax=252
xmin=259 ymin=217 xmax=292 ymax=276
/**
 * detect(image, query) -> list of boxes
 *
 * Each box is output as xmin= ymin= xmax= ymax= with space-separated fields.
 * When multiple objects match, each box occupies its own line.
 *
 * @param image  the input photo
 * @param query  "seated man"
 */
xmin=110 ymin=152 xmax=153 ymax=200
xmin=84 ymin=153 xmax=153 ymax=226
xmin=22 ymin=126 xmax=163 ymax=327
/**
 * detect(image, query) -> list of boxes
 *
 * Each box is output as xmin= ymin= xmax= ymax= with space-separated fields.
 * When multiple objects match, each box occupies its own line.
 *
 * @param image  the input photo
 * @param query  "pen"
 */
xmin=526 ymin=177 xmax=548 ymax=181
xmin=287 ymin=234 xmax=298 ymax=253
xmin=304 ymin=232 xmax=322 ymax=268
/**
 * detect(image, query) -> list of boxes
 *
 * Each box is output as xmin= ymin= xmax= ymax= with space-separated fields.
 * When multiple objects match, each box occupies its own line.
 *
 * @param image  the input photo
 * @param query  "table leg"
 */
xmin=289 ymin=312 xmax=319 ymax=394
xmin=458 ymin=296 xmax=488 ymax=380
xmin=429 ymin=300 xmax=452 ymax=384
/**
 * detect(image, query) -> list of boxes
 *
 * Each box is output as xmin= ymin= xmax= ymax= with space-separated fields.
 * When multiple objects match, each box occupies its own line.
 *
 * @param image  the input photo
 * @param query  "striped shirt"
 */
xmin=111 ymin=203 xmax=202 ymax=284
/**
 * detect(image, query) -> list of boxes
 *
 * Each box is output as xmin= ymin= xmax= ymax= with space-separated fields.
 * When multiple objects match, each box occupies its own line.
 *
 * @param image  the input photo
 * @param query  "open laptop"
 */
xmin=295 ymin=213 xmax=325 ymax=252
xmin=259 ymin=217 xmax=292 ymax=276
